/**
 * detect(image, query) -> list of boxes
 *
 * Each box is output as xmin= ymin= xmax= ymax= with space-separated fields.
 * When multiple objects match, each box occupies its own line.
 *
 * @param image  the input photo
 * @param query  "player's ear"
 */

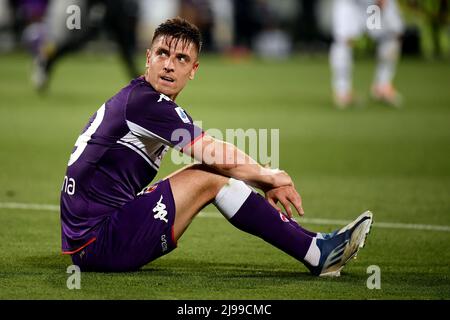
xmin=145 ymin=49 xmax=151 ymax=68
xmin=189 ymin=61 xmax=199 ymax=80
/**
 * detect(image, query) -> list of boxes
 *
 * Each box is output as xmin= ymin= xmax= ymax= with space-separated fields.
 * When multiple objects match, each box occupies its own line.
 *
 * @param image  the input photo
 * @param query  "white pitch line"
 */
xmin=1 ymin=202 xmax=450 ymax=233
xmin=0 ymin=202 xmax=59 ymax=211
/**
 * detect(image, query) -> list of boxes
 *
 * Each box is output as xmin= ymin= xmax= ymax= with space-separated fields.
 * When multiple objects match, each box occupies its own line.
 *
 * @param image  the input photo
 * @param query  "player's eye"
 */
xmin=157 ymin=49 xmax=168 ymax=57
xmin=177 ymin=55 xmax=189 ymax=63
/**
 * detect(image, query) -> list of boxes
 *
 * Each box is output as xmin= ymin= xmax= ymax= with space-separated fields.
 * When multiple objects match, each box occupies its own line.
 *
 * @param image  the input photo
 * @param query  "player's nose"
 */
xmin=163 ymin=57 xmax=175 ymax=72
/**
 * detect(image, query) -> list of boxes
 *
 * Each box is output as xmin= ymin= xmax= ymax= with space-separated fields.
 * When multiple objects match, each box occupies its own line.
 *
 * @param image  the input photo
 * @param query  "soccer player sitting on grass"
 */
xmin=60 ymin=17 xmax=373 ymax=277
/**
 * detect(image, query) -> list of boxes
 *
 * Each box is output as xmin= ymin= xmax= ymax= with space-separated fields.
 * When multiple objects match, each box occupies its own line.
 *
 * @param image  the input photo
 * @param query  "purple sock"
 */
xmin=214 ymin=179 xmax=320 ymax=265
xmin=289 ymin=219 xmax=318 ymax=237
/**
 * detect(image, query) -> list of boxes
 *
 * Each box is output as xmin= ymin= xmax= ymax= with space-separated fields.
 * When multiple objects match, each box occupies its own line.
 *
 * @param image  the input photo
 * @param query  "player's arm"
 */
xmin=185 ymin=134 xmax=290 ymax=190
xmin=184 ymin=134 xmax=304 ymax=217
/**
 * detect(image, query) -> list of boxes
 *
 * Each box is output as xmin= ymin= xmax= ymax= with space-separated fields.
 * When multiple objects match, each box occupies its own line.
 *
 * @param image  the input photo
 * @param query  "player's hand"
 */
xmin=265 ymin=185 xmax=304 ymax=218
xmin=259 ymin=167 xmax=294 ymax=191
xmin=272 ymin=169 xmax=294 ymax=188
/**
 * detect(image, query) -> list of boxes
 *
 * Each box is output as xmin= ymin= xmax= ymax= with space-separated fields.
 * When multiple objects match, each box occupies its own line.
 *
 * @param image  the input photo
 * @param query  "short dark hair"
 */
xmin=152 ymin=17 xmax=202 ymax=54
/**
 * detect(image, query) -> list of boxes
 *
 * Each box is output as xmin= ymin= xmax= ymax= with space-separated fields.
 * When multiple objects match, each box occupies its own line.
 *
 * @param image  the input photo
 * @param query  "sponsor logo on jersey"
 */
xmin=158 ymin=93 xmax=171 ymax=103
xmin=175 ymin=107 xmax=191 ymax=124
xmin=153 ymin=195 xmax=168 ymax=223
xmin=161 ymin=234 xmax=168 ymax=253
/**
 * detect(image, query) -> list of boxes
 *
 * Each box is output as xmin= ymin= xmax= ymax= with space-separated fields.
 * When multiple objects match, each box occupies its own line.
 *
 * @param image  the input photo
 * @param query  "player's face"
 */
xmin=145 ymin=36 xmax=199 ymax=100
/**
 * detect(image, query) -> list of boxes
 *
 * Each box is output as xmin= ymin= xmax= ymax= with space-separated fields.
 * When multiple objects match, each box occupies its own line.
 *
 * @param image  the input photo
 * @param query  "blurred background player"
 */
xmin=5 ymin=0 xmax=48 ymax=55
xmin=32 ymin=0 xmax=140 ymax=91
xmin=330 ymin=0 xmax=404 ymax=108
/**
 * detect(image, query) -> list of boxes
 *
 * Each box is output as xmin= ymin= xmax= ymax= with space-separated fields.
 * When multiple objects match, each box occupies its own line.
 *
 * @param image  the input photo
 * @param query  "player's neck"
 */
xmin=144 ymin=71 xmax=178 ymax=101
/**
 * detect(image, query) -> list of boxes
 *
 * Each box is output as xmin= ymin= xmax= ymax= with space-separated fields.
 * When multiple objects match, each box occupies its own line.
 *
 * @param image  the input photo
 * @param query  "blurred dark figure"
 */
xmin=295 ymin=0 xmax=319 ymax=43
xmin=7 ymin=0 xmax=48 ymax=51
xmin=252 ymin=2 xmax=293 ymax=59
xmin=179 ymin=0 xmax=214 ymax=52
xmin=232 ymin=0 xmax=258 ymax=50
xmin=293 ymin=0 xmax=330 ymax=50
xmin=231 ymin=0 xmax=272 ymax=57
xmin=32 ymin=0 xmax=140 ymax=91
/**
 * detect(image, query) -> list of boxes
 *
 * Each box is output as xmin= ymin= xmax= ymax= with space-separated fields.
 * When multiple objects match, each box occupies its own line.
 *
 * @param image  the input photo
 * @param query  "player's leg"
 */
xmin=167 ymin=164 xmax=320 ymax=240
xmin=370 ymin=0 xmax=404 ymax=106
xmin=167 ymin=164 xmax=317 ymax=239
xmin=329 ymin=0 xmax=363 ymax=108
xmin=167 ymin=164 xmax=320 ymax=265
xmin=212 ymin=177 xmax=371 ymax=276
xmin=371 ymin=35 xmax=402 ymax=106
xmin=330 ymin=38 xmax=354 ymax=108
xmin=32 ymin=0 xmax=101 ymax=90
xmin=168 ymin=164 xmax=372 ymax=276
xmin=165 ymin=164 xmax=230 ymax=240
xmin=103 ymin=0 xmax=140 ymax=78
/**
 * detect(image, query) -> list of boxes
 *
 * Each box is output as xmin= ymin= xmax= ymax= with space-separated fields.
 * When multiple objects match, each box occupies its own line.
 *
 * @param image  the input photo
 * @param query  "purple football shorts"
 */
xmin=71 ymin=179 xmax=177 ymax=272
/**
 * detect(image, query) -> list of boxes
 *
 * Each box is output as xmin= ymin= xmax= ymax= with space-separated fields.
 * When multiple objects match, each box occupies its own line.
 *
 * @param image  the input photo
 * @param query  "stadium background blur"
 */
xmin=0 ymin=0 xmax=449 ymax=300
xmin=1 ymin=0 xmax=449 ymax=60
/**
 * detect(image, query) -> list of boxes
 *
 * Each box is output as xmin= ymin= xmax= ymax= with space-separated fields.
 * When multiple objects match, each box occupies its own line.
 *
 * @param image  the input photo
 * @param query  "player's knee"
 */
xmin=186 ymin=163 xmax=229 ymax=195
xmin=378 ymin=37 xmax=400 ymax=60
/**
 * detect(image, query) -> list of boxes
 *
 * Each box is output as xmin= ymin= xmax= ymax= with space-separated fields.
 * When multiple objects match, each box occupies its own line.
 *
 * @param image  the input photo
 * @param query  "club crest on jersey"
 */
xmin=175 ymin=107 xmax=191 ymax=123
xmin=153 ymin=195 xmax=168 ymax=223
xmin=279 ymin=212 xmax=289 ymax=222
xmin=144 ymin=184 xmax=158 ymax=194
xmin=137 ymin=184 xmax=158 ymax=196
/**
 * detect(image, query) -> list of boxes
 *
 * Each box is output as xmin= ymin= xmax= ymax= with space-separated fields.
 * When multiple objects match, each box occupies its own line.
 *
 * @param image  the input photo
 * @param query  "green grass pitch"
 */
xmin=0 ymin=52 xmax=449 ymax=299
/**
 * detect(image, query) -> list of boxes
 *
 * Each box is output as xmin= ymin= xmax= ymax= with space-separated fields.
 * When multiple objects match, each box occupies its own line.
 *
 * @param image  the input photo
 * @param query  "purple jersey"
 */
xmin=60 ymin=77 xmax=203 ymax=253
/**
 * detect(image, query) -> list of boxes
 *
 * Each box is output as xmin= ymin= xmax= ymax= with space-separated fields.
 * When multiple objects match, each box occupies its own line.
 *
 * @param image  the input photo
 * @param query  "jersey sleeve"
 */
xmin=125 ymin=85 xmax=204 ymax=151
